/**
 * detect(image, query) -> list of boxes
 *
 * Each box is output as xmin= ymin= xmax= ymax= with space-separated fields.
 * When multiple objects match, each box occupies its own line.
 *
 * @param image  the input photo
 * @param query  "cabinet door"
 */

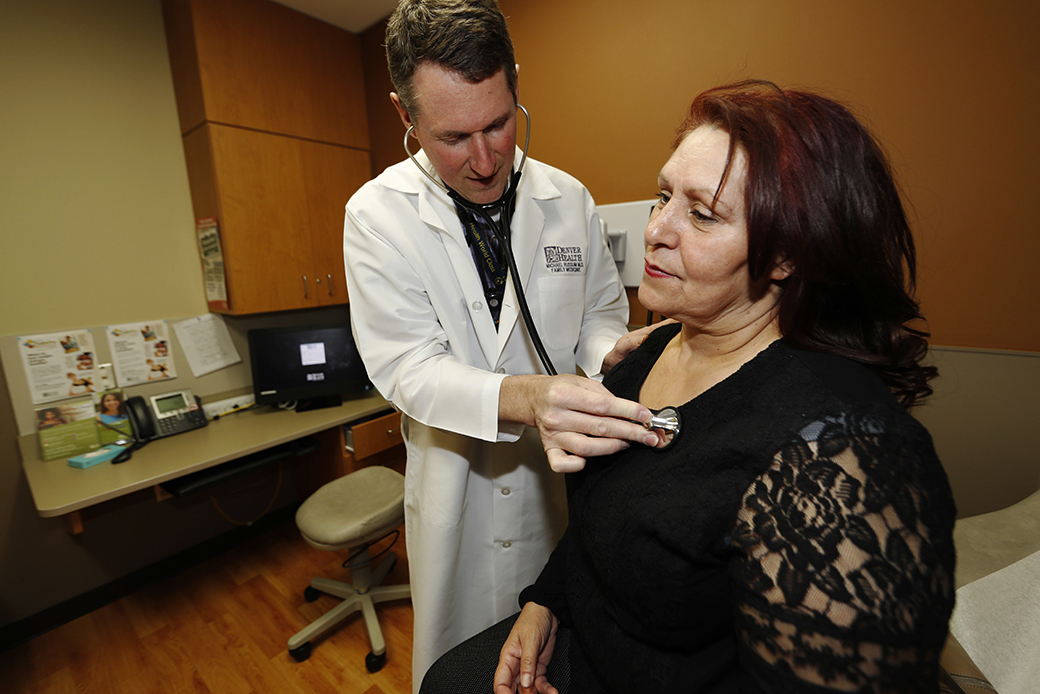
xmin=208 ymin=124 xmax=318 ymax=314
xmin=298 ymin=140 xmax=372 ymax=306
xmin=163 ymin=0 xmax=369 ymax=148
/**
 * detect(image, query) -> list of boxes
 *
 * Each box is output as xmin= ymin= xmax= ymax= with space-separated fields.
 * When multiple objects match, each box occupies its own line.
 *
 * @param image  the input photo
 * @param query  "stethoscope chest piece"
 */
xmin=646 ymin=406 xmax=682 ymax=449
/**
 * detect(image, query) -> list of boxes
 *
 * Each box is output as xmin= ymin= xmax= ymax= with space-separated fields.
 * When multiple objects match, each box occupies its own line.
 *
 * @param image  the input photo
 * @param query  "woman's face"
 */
xmin=102 ymin=393 xmax=120 ymax=412
xmin=639 ymin=125 xmax=785 ymax=331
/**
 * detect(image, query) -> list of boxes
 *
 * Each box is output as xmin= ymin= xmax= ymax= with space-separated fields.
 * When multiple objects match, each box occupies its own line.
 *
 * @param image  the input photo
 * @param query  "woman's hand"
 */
xmin=493 ymin=603 xmax=560 ymax=694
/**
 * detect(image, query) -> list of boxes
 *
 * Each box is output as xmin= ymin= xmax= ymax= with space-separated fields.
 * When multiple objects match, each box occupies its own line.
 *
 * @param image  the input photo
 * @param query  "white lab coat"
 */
xmin=342 ymin=148 xmax=629 ymax=689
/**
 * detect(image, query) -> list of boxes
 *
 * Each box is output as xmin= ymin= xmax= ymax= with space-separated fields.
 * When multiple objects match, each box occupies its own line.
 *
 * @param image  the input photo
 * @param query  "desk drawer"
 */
xmin=349 ymin=411 xmax=403 ymax=460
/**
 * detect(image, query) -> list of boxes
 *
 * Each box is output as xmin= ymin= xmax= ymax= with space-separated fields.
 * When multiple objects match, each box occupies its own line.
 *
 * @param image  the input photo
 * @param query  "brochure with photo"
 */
xmin=93 ymin=389 xmax=132 ymax=445
xmin=35 ymin=398 xmax=101 ymax=461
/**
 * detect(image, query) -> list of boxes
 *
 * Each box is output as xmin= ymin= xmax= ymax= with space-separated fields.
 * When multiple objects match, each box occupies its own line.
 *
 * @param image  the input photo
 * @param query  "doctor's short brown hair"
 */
xmin=385 ymin=0 xmax=517 ymax=119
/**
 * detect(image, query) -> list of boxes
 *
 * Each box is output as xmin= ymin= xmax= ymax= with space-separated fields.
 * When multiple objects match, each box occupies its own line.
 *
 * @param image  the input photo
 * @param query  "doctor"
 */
xmin=342 ymin=1 xmax=662 ymax=688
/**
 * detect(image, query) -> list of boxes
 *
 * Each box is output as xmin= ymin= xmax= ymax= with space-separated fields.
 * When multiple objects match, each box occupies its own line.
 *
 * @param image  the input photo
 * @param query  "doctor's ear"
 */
xmin=390 ymin=92 xmax=415 ymax=133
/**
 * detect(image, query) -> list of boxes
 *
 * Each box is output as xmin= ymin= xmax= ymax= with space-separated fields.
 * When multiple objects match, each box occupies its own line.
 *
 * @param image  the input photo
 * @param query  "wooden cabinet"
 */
xmin=162 ymin=0 xmax=372 ymax=314
xmin=349 ymin=411 xmax=404 ymax=460
xmin=183 ymin=124 xmax=369 ymax=313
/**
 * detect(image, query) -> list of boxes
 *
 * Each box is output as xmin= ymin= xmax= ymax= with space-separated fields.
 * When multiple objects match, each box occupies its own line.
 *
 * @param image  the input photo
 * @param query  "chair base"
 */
xmin=288 ymin=549 xmax=411 ymax=668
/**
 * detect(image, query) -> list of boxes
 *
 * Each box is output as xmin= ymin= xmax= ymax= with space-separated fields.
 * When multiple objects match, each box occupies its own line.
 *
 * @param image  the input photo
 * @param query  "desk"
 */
xmin=19 ymin=392 xmax=396 ymax=530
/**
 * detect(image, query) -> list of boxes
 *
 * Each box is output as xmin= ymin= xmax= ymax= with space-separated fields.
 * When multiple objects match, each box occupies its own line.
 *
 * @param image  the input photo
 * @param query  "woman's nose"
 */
xmin=644 ymin=204 xmax=677 ymax=247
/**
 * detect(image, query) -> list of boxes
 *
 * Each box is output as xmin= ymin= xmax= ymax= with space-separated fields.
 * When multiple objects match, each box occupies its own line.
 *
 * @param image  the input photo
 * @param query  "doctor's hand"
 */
xmin=500 ymin=373 xmax=662 ymax=473
xmin=494 ymin=603 xmax=560 ymax=694
xmin=601 ymin=319 xmax=678 ymax=375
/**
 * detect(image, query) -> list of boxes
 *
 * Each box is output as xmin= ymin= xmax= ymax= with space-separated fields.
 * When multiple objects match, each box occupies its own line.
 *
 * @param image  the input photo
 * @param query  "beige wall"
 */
xmin=1 ymin=0 xmax=207 ymax=335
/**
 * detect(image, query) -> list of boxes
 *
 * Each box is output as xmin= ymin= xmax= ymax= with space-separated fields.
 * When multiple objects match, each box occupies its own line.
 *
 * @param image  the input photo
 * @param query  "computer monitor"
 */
xmin=247 ymin=322 xmax=371 ymax=411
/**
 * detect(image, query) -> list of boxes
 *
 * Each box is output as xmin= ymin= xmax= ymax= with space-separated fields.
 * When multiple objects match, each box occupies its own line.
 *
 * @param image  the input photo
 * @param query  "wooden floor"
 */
xmin=1 ymin=520 xmax=414 ymax=694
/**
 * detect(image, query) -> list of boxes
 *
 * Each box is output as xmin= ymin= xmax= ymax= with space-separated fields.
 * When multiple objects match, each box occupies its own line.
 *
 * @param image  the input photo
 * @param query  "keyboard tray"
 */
xmin=160 ymin=436 xmax=320 ymax=497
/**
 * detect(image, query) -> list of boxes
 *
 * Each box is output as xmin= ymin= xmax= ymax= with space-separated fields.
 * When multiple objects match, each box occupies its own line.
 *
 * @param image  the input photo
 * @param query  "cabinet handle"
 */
xmin=302 ymin=275 xmax=308 ymax=298
xmin=327 ymin=273 xmax=333 ymax=296
xmin=387 ymin=427 xmax=400 ymax=437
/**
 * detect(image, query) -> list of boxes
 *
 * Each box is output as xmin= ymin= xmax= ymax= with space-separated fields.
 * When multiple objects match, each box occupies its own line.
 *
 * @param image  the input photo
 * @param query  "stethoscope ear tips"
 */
xmin=646 ymin=406 xmax=681 ymax=449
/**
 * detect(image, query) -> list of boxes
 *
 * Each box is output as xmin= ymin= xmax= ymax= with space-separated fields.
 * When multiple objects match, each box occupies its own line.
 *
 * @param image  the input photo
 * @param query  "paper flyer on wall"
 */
xmin=106 ymin=320 xmax=177 ymax=386
xmin=197 ymin=217 xmax=229 ymax=311
xmin=17 ymin=329 xmax=99 ymax=405
xmin=35 ymin=398 xmax=101 ymax=461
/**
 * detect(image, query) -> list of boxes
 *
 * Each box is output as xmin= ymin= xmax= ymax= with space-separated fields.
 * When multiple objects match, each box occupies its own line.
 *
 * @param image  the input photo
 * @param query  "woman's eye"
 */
xmin=691 ymin=208 xmax=716 ymax=223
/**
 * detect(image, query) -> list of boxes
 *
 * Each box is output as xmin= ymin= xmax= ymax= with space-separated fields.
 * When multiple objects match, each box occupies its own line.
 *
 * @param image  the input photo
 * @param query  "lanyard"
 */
xmin=455 ymin=203 xmax=509 ymax=328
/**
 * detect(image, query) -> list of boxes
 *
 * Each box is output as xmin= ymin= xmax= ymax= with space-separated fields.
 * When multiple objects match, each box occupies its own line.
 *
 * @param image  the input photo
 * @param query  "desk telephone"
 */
xmin=126 ymin=388 xmax=208 ymax=441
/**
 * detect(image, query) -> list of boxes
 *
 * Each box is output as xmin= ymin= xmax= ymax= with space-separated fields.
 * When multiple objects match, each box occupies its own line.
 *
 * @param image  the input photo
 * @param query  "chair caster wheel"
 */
xmin=365 ymin=651 xmax=387 ymax=673
xmin=290 ymin=642 xmax=312 ymax=662
xmin=303 ymin=586 xmax=321 ymax=602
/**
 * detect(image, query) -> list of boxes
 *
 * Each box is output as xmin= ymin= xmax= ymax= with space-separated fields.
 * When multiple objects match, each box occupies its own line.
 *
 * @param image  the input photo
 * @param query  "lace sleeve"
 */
xmin=730 ymin=410 xmax=955 ymax=693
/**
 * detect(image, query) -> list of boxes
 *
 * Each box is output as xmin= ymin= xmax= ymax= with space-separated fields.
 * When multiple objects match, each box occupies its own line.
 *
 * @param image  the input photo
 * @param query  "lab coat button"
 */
xmin=496 ymin=367 xmax=506 ymax=374
xmin=501 ymin=487 xmax=511 ymax=496
xmin=502 ymin=541 xmax=512 ymax=548
xmin=472 ymin=301 xmax=483 ymax=311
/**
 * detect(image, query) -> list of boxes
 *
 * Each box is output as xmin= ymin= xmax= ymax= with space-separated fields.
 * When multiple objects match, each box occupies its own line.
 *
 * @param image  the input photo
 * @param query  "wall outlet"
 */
xmin=202 ymin=394 xmax=256 ymax=419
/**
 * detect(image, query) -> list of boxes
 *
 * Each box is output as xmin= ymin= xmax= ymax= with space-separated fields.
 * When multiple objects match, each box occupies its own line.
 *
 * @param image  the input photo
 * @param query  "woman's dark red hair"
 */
xmin=676 ymin=80 xmax=935 ymax=406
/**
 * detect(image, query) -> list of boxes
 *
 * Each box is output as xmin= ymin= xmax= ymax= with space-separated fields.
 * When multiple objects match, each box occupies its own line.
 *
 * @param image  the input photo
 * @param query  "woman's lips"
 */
xmin=644 ymin=260 xmax=674 ymax=279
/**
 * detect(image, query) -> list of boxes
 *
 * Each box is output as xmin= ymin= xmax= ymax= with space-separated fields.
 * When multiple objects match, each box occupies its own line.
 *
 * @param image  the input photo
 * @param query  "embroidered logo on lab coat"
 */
xmin=543 ymin=246 xmax=584 ymax=273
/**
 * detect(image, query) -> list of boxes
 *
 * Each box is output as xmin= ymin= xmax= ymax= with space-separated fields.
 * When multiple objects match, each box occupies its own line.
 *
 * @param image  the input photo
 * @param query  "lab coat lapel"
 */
xmin=496 ymin=157 xmax=560 ymax=363
xmin=413 ymin=152 xmax=501 ymax=369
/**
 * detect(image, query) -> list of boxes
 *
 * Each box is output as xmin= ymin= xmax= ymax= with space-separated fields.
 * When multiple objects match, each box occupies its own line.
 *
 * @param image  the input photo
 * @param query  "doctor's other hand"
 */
xmin=500 ymin=373 xmax=662 ymax=473
xmin=601 ymin=319 xmax=678 ymax=375
xmin=493 ymin=603 xmax=560 ymax=694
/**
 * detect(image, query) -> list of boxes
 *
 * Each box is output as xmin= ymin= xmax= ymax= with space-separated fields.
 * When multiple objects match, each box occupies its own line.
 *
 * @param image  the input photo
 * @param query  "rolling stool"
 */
xmin=288 ymin=465 xmax=411 ymax=671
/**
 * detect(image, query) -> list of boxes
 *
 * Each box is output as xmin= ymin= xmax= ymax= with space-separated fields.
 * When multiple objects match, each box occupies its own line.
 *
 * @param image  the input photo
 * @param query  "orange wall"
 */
xmin=363 ymin=0 xmax=1040 ymax=351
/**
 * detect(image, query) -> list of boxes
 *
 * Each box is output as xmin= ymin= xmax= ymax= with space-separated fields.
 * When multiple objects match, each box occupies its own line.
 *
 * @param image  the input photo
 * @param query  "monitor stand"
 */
xmin=295 ymin=395 xmax=343 ymax=412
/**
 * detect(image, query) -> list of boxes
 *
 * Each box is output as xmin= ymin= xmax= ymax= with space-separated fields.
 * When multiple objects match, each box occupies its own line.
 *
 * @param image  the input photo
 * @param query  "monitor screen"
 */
xmin=247 ymin=323 xmax=371 ymax=410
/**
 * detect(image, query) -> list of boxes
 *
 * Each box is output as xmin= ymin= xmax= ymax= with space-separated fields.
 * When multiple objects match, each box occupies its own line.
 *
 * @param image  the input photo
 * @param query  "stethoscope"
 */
xmin=404 ymin=103 xmax=558 ymax=377
xmin=404 ymin=105 xmax=683 ymax=447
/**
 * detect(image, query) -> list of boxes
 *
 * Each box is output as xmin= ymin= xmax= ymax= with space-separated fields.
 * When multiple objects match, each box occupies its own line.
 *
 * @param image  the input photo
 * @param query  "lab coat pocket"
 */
xmin=537 ymin=276 xmax=584 ymax=351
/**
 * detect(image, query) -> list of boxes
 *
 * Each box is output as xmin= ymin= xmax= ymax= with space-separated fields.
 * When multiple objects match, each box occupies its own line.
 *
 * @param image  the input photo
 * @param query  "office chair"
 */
xmin=288 ymin=465 xmax=411 ymax=672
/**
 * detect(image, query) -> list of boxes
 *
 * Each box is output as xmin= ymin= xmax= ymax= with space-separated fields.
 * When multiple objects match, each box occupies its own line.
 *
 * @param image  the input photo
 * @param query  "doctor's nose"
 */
xmin=468 ymin=134 xmax=495 ymax=177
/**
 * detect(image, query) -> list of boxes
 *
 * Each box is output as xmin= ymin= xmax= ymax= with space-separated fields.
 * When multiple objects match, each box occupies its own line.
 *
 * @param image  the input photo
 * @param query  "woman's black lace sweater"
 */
xmin=520 ymin=324 xmax=956 ymax=693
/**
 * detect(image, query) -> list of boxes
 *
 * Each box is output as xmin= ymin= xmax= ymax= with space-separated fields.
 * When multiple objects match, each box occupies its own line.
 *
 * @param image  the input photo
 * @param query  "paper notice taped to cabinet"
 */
xmin=197 ymin=217 xmax=229 ymax=311
xmin=173 ymin=314 xmax=241 ymax=377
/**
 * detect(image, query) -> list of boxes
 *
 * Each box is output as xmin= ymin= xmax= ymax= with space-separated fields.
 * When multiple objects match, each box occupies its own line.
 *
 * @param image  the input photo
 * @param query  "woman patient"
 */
xmin=423 ymin=80 xmax=956 ymax=693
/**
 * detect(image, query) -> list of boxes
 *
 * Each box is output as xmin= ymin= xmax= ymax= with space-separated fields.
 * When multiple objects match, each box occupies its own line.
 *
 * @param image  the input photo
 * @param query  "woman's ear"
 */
xmin=770 ymin=257 xmax=794 ymax=281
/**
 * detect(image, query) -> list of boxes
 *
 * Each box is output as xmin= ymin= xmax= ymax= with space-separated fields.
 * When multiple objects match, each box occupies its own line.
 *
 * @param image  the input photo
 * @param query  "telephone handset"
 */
xmin=126 ymin=388 xmax=208 ymax=441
